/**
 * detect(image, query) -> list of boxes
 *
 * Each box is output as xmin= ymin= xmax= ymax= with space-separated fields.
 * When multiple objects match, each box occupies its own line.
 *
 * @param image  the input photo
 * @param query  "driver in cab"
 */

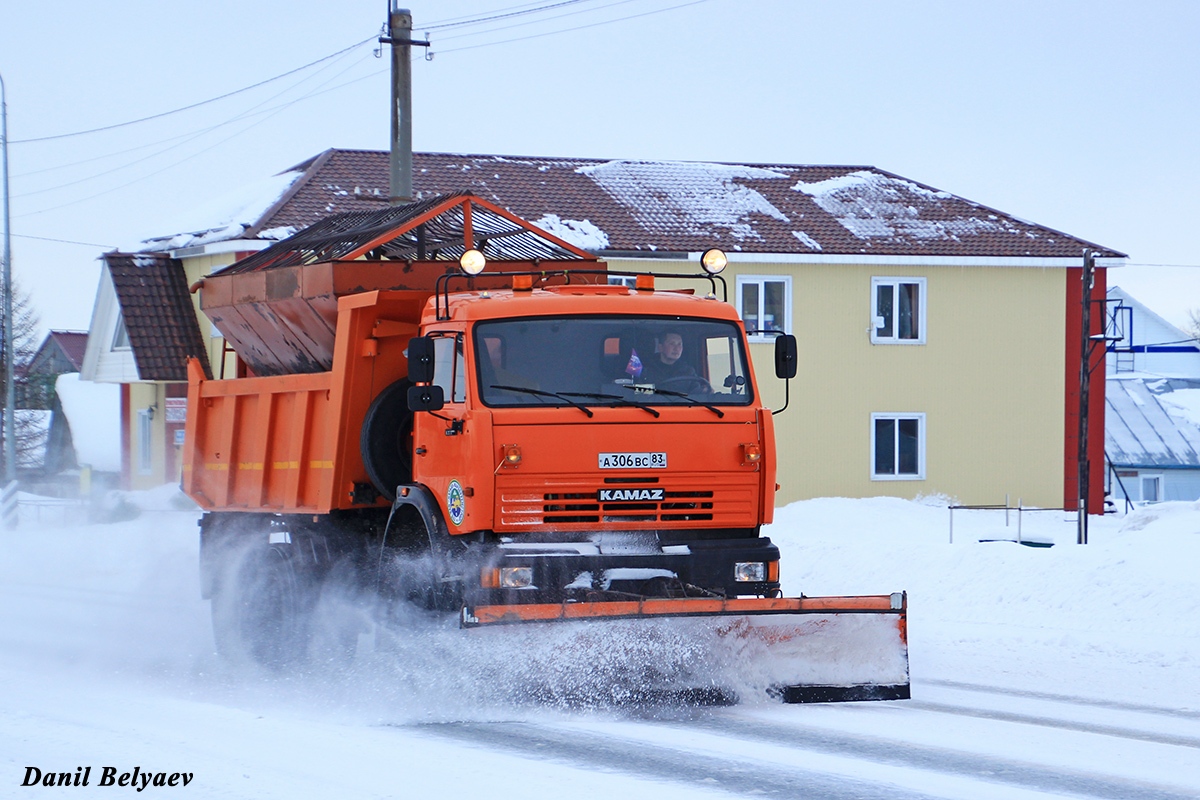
xmin=642 ymin=331 xmax=696 ymax=384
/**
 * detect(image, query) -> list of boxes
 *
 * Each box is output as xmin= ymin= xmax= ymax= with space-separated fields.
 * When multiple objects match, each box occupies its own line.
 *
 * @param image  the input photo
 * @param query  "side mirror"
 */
xmin=775 ymin=334 xmax=797 ymax=380
xmin=406 ymin=336 xmax=436 ymax=383
xmin=407 ymin=384 xmax=445 ymax=412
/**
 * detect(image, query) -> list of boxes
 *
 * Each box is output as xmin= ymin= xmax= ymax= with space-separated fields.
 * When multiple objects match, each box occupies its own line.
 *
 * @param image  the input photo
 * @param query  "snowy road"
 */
xmin=2 ymin=494 xmax=1198 ymax=798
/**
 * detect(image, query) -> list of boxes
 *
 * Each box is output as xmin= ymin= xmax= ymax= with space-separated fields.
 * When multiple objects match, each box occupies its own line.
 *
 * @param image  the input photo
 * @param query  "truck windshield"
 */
xmin=474 ymin=316 xmax=753 ymax=407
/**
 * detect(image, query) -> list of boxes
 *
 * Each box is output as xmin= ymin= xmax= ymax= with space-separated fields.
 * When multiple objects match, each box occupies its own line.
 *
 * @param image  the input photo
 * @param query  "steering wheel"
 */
xmin=658 ymin=375 xmax=713 ymax=394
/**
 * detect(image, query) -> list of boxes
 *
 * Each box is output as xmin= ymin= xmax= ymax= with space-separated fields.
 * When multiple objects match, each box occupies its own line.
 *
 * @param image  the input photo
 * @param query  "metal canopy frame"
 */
xmin=216 ymin=192 xmax=597 ymax=275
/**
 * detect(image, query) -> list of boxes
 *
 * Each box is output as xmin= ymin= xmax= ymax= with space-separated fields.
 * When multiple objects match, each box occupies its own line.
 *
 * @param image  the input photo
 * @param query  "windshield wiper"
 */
xmin=650 ymin=388 xmax=725 ymax=418
xmin=559 ymin=392 xmax=661 ymax=417
xmin=489 ymin=385 xmax=594 ymax=417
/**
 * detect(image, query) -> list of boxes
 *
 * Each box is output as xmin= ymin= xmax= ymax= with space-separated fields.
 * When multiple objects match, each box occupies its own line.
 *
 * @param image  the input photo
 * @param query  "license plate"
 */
xmin=598 ymin=452 xmax=667 ymax=469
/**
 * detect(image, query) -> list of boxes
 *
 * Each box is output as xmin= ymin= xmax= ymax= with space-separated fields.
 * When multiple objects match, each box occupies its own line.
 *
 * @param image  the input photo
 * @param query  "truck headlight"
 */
xmin=500 ymin=567 xmax=533 ymax=588
xmin=734 ymin=562 xmax=766 ymax=582
xmin=460 ymin=249 xmax=487 ymax=275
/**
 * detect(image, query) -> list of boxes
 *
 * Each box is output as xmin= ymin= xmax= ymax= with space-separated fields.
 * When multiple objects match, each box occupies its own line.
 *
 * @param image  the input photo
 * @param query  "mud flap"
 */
xmin=460 ymin=594 xmax=909 ymax=704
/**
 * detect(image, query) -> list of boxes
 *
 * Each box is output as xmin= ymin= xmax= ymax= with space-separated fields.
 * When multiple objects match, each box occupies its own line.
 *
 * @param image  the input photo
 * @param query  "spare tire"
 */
xmin=360 ymin=378 xmax=414 ymax=501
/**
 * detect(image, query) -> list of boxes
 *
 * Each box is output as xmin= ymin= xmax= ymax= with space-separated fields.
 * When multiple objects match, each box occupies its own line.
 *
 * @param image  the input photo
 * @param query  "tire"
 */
xmin=211 ymin=543 xmax=313 ymax=668
xmin=361 ymin=379 xmax=414 ymax=501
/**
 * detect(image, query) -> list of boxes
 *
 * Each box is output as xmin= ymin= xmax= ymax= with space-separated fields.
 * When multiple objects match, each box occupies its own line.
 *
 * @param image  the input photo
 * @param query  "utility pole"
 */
xmin=381 ymin=4 xmax=429 ymax=205
xmin=0 ymin=71 xmax=14 ymax=486
xmin=1077 ymin=250 xmax=1095 ymax=545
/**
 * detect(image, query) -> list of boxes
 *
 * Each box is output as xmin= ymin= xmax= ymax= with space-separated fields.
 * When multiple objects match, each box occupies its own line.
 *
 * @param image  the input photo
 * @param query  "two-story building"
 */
xmin=83 ymin=149 xmax=1122 ymax=511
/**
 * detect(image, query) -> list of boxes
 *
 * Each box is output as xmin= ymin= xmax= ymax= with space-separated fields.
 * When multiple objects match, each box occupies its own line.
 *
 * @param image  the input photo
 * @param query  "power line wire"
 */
xmin=432 ymin=0 xmax=644 ymax=43
xmin=419 ymin=0 xmax=590 ymax=28
xmin=13 ymin=47 xmax=373 ymax=200
xmin=16 ymin=54 xmax=387 ymax=218
xmin=422 ymin=0 xmax=596 ymax=30
xmin=10 ymin=36 xmax=376 ymax=144
xmin=436 ymin=0 xmax=707 ymax=54
xmin=14 ymin=233 xmax=116 ymax=248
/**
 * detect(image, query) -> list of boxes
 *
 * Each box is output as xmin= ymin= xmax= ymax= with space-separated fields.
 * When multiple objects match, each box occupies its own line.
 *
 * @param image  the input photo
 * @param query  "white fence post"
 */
xmin=1 ymin=480 xmax=18 ymax=528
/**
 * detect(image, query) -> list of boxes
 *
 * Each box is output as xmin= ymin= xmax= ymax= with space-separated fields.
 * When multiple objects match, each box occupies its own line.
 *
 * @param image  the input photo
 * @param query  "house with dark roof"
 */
xmin=85 ymin=148 xmax=1122 ymax=509
xmin=20 ymin=330 xmax=89 ymax=410
xmin=1107 ymin=377 xmax=1200 ymax=504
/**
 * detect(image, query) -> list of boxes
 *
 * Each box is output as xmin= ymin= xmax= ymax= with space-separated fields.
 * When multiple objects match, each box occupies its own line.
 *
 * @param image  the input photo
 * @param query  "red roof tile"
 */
xmin=104 ymin=253 xmax=212 ymax=382
xmin=243 ymin=149 xmax=1122 ymax=259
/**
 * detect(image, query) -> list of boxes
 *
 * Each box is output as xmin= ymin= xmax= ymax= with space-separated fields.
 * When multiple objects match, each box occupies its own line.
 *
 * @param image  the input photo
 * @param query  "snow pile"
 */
xmin=54 ymin=373 xmax=120 ymax=472
xmin=578 ymin=160 xmax=791 ymax=241
xmin=532 ymin=214 xmax=610 ymax=251
xmin=792 ymin=171 xmax=1012 ymax=242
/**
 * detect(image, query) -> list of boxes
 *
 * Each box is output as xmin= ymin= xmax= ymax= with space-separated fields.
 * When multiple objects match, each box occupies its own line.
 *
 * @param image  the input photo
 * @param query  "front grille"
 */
xmin=498 ymin=476 xmax=746 ymax=529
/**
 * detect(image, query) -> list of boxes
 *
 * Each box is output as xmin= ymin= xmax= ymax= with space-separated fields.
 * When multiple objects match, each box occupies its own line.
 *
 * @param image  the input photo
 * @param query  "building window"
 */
xmin=871 ymin=277 xmax=926 ymax=344
xmin=871 ymin=413 xmax=925 ymax=480
xmin=1140 ymin=474 xmax=1162 ymax=503
xmin=737 ymin=275 xmax=792 ymax=341
xmin=608 ymin=275 xmax=637 ymax=288
xmin=137 ymin=409 xmax=154 ymax=475
xmin=112 ymin=312 xmax=131 ymax=350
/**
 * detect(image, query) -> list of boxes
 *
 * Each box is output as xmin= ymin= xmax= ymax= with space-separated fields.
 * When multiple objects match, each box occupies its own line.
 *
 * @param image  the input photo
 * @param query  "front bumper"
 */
xmin=467 ymin=535 xmax=781 ymax=606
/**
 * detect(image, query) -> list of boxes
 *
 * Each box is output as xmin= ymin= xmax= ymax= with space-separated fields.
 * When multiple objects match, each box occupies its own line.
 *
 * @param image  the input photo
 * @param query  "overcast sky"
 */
xmin=2 ymin=0 xmax=1199 ymax=334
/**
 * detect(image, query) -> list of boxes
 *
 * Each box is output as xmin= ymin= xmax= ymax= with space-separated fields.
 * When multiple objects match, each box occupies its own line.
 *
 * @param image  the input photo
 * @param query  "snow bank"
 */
xmin=766 ymin=497 xmax=1200 ymax=707
xmin=0 ymin=494 xmax=1196 ymax=722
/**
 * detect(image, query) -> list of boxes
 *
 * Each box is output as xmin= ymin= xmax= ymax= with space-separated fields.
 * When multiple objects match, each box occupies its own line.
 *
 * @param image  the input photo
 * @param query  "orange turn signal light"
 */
xmin=481 ymin=567 xmax=500 ymax=588
xmin=502 ymin=444 xmax=522 ymax=465
xmin=742 ymin=443 xmax=762 ymax=464
xmin=768 ymin=561 xmax=779 ymax=583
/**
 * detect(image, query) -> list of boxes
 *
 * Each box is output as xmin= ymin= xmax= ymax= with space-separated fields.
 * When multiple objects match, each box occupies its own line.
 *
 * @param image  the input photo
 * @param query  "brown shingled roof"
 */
xmin=248 ymin=149 xmax=1123 ymax=259
xmin=104 ymin=253 xmax=212 ymax=381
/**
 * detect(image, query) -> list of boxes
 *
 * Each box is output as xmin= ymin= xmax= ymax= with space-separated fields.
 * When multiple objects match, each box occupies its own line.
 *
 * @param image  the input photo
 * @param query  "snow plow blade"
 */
xmin=460 ymin=594 xmax=909 ymax=704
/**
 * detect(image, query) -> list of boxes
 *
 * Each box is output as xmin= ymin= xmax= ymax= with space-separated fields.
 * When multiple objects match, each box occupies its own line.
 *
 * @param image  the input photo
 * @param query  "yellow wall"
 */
xmin=181 ymin=253 xmax=239 ymax=378
xmin=127 ymin=382 xmax=164 ymax=490
xmin=606 ymin=258 xmax=1066 ymax=508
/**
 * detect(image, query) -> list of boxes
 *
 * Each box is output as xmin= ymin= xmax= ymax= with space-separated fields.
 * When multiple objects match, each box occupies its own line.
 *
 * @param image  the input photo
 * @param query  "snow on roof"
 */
xmin=55 ymin=373 xmax=121 ymax=472
xmin=1106 ymin=377 xmax=1200 ymax=468
xmin=129 ymin=148 xmax=1126 ymax=260
xmin=577 ymin=160 xmax=790 ymax=242
xmin=531 ymin=214 xmax=609 ymax=251
xmin=792 ymin=170 xmax=1011 ymax=242
xmin=138 ymin=169 xmax=305 ymax=252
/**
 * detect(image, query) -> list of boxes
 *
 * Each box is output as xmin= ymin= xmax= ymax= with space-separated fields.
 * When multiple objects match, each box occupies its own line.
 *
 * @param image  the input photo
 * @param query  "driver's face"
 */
xmin=660 ymin=333 xmax=683 ymax=364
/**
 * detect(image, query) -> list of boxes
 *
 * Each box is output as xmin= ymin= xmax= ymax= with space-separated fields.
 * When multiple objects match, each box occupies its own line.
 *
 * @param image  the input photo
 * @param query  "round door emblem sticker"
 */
xmin=447 ymin=480 xmax=466 ymax=526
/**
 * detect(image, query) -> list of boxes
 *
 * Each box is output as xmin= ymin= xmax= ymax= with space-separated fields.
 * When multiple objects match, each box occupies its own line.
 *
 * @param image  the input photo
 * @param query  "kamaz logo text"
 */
xmin=598 ymin=488 xmax=665 ymax=502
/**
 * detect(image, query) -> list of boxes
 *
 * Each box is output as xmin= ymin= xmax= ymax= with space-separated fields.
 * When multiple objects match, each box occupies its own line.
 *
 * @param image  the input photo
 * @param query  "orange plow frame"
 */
xmin=460 ymin=593 xmax=910 ymax=704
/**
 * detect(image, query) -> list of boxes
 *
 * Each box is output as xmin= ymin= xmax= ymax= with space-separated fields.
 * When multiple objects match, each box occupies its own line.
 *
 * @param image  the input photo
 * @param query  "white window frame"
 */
xmin=871 ymin=412 xmax=926 ymax=481
xmin=1139 ymin=473 xmax=1163 ymax=504
xmin=137 ymin=409 xmax=154 ymax=476
xmin=112 ymin=311 xmax=131 ymax=350
xmin=871 ymin=277 xmax=927 ymax=345
xmin=736 ymin=274 xmax=793 ymax=342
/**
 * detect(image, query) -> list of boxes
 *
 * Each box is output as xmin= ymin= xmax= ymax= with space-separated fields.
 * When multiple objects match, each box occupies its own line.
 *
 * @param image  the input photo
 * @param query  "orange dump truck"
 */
xmin=184 ymin=193 xmax=909 ymax=702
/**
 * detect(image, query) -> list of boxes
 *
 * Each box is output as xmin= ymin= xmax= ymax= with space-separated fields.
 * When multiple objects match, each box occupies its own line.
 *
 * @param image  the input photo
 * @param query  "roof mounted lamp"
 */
xmin=701 ymin=248 xmax=728 ymax=274
xmin=459 ymin=248 xmax=486 ymax=275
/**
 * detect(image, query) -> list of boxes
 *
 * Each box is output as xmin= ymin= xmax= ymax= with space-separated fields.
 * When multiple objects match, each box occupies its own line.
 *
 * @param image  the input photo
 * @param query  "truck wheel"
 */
xmin=211 ymin=543 xmax=313 ymax=668
xmin=361 ymin=378 xmax=414 ymax=501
